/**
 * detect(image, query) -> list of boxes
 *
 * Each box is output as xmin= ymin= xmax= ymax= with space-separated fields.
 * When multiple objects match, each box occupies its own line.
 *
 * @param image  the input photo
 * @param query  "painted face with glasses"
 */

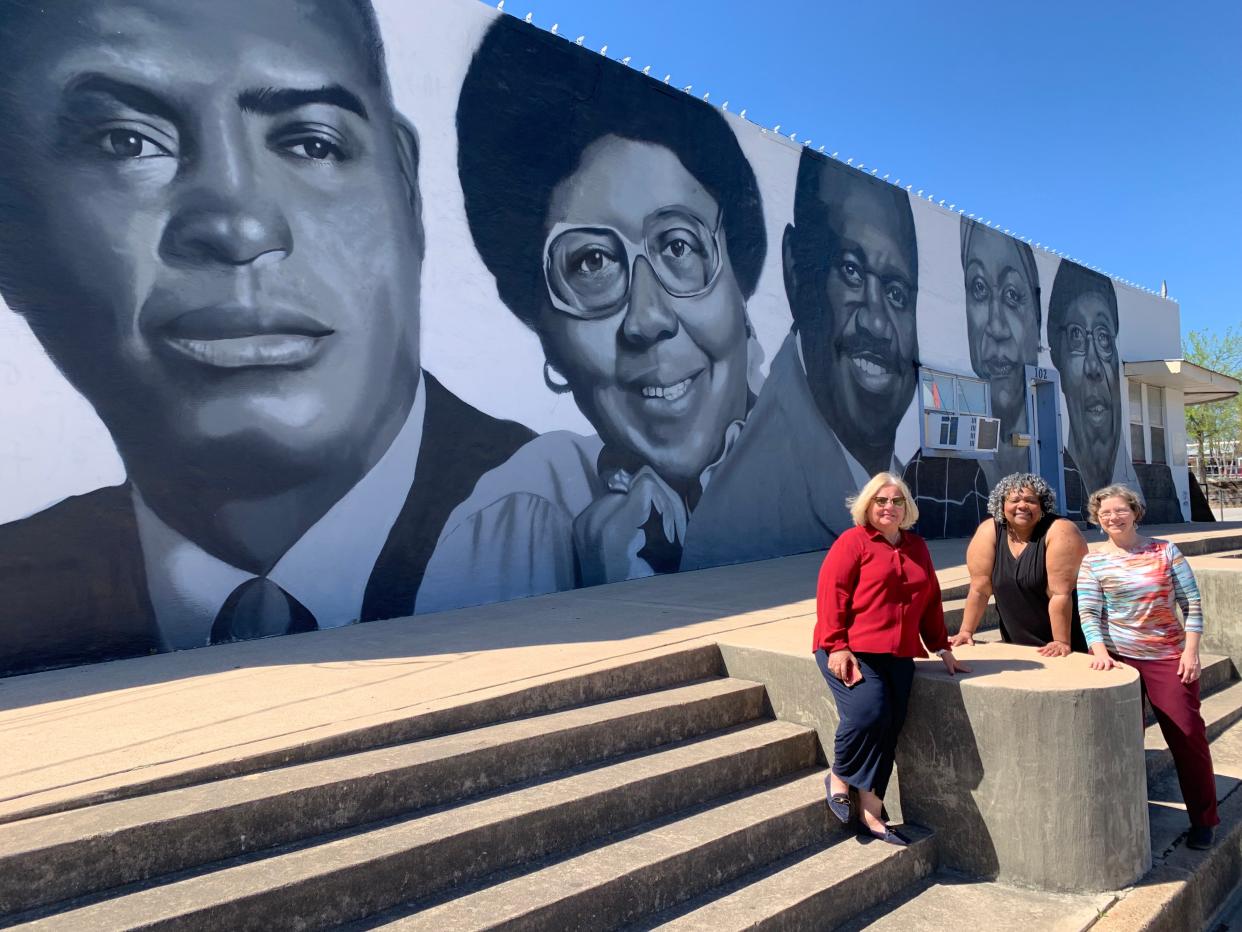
xmin=538 ymin=135 xmax=751 ymax=489
xmin=1058 ymin=290 xmax=1120 ymax=491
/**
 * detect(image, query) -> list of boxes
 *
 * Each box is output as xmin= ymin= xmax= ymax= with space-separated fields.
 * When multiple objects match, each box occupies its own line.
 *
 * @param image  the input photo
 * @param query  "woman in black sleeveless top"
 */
xmin=949 ymin=473 xmax=1088 ymax=654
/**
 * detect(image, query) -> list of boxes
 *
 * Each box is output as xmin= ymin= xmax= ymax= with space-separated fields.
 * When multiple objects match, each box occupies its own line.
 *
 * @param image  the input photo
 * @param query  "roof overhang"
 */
xmin=1124 ymin=359 xmax=1241 ymax=406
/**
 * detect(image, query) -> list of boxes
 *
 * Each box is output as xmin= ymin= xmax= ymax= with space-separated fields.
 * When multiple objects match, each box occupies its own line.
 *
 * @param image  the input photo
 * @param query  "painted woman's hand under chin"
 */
xmin=573 ymin=465 xmax=688 ymax=587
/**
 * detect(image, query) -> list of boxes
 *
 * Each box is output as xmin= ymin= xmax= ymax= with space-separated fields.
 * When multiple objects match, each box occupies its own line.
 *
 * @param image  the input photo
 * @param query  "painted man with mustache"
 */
xmin=0 ymin=0 xmax=531 ymax=676
xmin=1048 ymin=261 xmax=1137 ymax=519
xmin=682 ymin=149 xmax=920 ymax=568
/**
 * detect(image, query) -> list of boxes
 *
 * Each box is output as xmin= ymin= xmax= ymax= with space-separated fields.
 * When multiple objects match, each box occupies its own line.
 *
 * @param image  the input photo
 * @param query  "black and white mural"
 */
xmin=0 ymin=0 xmax=1189 ymax=677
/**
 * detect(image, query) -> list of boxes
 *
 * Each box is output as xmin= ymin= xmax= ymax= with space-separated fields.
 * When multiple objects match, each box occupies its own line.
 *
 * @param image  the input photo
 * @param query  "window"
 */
xmin=919 ymin=368 xmax=997 ymax=456
xmin=1147 ymin=385 xmax=1167 ymax=465
xmin=1129 ymin=382 xmax=1145 ymax=463
xmin=1128 ymin=380 xmax=1167 ymax=466
xmin=921 ymin=370 xmax=990 ymax=416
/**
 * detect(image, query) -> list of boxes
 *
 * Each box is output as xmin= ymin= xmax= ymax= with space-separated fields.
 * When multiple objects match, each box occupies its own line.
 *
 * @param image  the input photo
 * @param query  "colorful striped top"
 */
xmin=1076 ymin=539 xmax=1203 ymax=660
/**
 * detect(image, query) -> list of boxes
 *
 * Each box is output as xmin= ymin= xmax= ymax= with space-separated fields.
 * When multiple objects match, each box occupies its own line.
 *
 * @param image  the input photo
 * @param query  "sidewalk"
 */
xmin=1 ymin=522 xmax=1239 ymax=824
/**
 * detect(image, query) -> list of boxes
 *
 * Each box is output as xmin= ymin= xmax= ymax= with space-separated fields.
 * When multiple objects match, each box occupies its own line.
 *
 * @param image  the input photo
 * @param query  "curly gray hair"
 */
xmin=986 ymin=472 xmax=1058 ymax=525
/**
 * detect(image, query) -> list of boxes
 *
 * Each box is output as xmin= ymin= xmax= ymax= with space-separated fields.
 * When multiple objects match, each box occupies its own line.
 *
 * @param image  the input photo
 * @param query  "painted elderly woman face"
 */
xmin=964 ymin=225 xmax=1038 ymax=427
xmin=538 ymin=135 xmax=750 ymax=488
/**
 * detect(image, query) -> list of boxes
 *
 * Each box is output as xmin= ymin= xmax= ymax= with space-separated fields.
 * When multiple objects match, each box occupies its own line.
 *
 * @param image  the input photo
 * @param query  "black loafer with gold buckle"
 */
xmin=824 ymin=775 xmax=853 ymax=825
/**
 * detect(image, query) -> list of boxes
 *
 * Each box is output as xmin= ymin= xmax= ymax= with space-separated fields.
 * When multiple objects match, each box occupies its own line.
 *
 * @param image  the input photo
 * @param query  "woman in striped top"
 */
xmin=1076 ymin=484 xmax=1217 ymax=850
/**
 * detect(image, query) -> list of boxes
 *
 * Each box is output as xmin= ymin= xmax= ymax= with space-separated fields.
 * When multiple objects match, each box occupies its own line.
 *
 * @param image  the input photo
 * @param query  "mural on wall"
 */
xmin=1048 ymin=262 xmax=1136 ymax=519
xmin=0 ymin=0 xmax=533 ymax=675
xmin=0 ymin=0 xmax=1186 ymax=677
xmin=676 ymin=148 xmax=919 ymax=572
xmin=905 ymin=218 xmax=1042 ymax=538
xmin=419 ymin=17 xmax=766 ymax=610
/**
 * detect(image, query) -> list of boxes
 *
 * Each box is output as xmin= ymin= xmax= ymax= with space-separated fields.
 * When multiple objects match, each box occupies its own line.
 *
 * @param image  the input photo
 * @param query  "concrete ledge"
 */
xmin=717 ymin=626 xmax=1150 ymax=893
xmin=1197 ymin=560 xmax=1242 ymax=670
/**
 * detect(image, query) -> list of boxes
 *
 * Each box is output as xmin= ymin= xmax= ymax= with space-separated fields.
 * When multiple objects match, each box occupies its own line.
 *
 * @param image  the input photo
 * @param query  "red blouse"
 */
xmin=813 ymin=525 xmax=950 ymax=658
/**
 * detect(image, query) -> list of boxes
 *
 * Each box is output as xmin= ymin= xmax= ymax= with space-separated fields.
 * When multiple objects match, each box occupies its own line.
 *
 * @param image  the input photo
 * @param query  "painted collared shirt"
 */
xmin=133 ymin=373 xmax=426 ymax=650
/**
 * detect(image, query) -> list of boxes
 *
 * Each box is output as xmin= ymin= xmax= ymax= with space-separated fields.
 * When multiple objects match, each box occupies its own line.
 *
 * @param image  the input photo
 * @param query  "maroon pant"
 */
xmin=1126 ymin=654 xmax=1219 ymax=827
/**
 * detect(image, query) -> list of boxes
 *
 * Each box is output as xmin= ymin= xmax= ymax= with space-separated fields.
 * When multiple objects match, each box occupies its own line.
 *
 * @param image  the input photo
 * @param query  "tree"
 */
xmin=1183 ymin=327 xmax=1242 ymax=491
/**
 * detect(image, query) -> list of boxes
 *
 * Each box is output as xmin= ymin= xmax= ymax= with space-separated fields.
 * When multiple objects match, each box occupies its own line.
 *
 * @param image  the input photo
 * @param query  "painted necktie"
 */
xmin=210 ymin=576 xmax=318 ymax=644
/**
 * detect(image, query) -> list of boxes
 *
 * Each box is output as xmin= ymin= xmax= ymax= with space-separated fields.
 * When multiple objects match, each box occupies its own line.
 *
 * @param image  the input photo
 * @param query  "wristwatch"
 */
xmin=935 ymin=648 xmax=951 ymax=657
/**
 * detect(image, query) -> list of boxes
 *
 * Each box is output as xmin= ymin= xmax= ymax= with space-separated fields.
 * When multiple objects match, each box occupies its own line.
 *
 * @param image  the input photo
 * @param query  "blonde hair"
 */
xmin=1086 ymin=484 xmax=1145 ymax=525
xmin=847 ymin=472 xmax=920 ymax=529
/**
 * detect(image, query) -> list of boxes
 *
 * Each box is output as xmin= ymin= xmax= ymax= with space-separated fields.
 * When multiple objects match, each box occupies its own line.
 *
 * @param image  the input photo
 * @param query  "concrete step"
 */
xmin=833 ymin=869 xmax=1117 ymax=932
xmin=1099 ymin=715 xmax=1242 ymax=930
xmin=1146 ymin=679 xmax=1242 ymax=787
xmin=370 ymin=770 xmax=844 ymax=931
xmin=0 ymin=676 xmax=766 ymax=918
xmin=940 ymin=599 xmax=999 ymax=636
xmin=1200 ymin=651 xmax=1237 ymax=697
xmin=632 ymin=827 xmax=935 ymax=931
xmin=1 ymin=644 xmax=729 ymax=827
xmin=12 ymin=719 xmax=817 ymax=930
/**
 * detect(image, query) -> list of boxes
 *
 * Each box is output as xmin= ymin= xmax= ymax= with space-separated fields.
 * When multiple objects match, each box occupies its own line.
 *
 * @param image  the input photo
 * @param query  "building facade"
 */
xmin=0 ymin=0 xmax=1197 ymax=675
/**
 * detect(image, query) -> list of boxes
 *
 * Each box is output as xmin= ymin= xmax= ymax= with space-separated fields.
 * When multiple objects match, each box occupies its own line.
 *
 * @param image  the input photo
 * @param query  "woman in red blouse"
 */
xmin=816 ymin=472 xmax=970 ymax=845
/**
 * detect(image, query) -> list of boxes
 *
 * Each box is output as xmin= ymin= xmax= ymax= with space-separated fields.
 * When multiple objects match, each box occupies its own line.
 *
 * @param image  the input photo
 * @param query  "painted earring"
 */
xmin=544 ymin=360 xmax=572 ymax=394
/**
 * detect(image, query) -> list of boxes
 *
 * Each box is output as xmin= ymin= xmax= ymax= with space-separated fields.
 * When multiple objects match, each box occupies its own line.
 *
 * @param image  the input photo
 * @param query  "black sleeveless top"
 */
xmin=992 ymin=513 xmax=1087 ymax=651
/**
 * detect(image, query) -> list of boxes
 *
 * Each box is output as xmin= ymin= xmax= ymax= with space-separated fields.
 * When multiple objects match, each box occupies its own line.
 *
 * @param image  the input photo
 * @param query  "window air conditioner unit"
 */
xmin=924 ymin=413 xmax=1001 ymax=454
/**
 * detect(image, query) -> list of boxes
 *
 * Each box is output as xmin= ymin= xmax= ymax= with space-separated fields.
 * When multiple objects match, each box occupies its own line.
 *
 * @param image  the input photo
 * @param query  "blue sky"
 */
xmin=484 ymin=0 xmax=1240 ymax=338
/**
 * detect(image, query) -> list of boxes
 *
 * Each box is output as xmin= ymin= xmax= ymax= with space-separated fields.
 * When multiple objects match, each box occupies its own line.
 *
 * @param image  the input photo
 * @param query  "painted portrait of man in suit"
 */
xmin=1048 ymin=261 xmax=1131 ymax=517
xmin=679 ymin=150 xmax=921 ymax=570
xmin=784 ymin=152 xmax=920 ymax=479
xmin=0 ymin=0 xmax=531 ymax=675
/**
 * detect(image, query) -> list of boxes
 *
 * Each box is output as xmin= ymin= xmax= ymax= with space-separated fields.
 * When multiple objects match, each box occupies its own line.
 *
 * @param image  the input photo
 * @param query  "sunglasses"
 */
xmin=873 ymin=496 xmax=907 ymax=507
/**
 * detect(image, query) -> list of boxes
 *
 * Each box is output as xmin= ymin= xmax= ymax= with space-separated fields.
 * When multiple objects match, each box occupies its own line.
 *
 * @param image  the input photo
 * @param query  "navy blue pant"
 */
xmin=815 ymin=650 xmax=915 ymax=798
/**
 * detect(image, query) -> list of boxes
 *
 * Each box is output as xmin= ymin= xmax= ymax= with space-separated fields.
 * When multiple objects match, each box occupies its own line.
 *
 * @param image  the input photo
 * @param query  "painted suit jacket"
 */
xmin=0 ymin=373 xmax=533 ymax=678
xmin=679 ymin=333 xmax=857 ymax=571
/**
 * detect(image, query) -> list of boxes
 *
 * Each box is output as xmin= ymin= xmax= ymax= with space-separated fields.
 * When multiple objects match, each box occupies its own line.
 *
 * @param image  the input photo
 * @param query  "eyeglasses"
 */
xmin=873 ymin=496 xmax=907 ymax=507
xmin=1097 ymin=507 xmax=1132 ymax=518
xmin=543 ymin=206 xmax=724 ymax=318
xmin=1063 ymin=323 xmax=1115 ymax=361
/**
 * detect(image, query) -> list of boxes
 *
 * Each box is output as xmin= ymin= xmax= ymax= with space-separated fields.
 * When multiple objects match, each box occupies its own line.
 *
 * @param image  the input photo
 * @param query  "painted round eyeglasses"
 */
xmin=543 ymin=206 xmax=724 ymax=318
xmin=1063 ymin=323 xmax=1115 ymax=361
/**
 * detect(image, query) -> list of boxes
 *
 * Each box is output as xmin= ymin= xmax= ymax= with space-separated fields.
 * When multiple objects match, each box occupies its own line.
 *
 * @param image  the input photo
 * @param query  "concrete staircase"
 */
xmin=0 ymin=648 xmax=935 ymax=930
xmin=837 ymin=648 xmax=1242 ymax=931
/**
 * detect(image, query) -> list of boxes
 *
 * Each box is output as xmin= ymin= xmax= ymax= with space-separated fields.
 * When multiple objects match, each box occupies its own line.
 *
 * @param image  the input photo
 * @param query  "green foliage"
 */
xmin=1183 ymin=327 xmax=1242 ymax=462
